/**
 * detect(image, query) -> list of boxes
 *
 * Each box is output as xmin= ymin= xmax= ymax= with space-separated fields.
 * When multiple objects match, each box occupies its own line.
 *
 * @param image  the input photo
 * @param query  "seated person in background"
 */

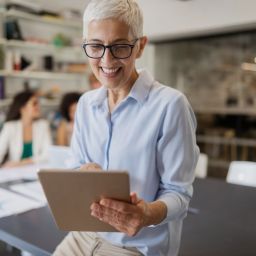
xmin=56 ymin=92 xmax=81 ymax=146
xmin=0 ymin=90 xmax=52 ymax=167
xmin=89 ymin=72 xmax=101 ymax=89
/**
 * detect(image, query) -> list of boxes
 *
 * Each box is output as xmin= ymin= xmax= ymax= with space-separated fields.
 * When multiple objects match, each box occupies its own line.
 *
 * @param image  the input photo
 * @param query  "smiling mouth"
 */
xmin=100 ymin=67 xmax=121 ymax=76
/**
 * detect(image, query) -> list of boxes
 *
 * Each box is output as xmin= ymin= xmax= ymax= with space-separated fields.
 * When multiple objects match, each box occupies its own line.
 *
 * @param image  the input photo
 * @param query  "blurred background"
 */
xmin=0 ymin=0 xmax=256 ymax=178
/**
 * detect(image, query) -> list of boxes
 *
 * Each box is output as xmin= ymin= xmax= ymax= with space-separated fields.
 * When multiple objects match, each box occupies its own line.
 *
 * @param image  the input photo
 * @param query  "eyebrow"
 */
xmin=86 ymin=38 xmax=131 ymax=44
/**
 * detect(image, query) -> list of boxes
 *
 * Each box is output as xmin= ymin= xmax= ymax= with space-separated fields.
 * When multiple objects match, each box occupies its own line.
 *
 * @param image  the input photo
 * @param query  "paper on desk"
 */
xmin=0 ymin=163 xmax=49 ymax=183
xmin=10 ymin=181 xmax=47 ymax=204
xmin=0 ymin=169 xmax=22 ymax=183
xmin=0 ymin=188 xmax=44 ymax=218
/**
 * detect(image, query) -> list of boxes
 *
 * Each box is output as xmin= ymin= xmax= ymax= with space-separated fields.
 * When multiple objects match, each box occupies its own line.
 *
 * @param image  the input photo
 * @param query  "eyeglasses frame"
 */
xmin=82 ymin=38 xmax=139 ymax=59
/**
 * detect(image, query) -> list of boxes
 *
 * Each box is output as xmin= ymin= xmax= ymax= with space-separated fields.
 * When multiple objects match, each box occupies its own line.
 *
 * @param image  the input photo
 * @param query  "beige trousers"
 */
xmin=53 ymin=232 xmax=143 ymax=256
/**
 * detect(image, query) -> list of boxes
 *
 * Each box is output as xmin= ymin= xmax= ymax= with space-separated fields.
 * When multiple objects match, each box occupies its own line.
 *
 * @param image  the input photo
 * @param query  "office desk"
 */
xmin=0 ymin=206 xmax=67 ymax=256
xmin=179 ymin=178 xmax=256 ymax=256
xmin=0 ymin=178 xmax=255 ymax=255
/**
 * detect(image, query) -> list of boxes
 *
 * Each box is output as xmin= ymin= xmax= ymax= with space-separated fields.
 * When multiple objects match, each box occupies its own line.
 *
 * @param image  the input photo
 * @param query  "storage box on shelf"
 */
xmin=1 ymin=9 xmax=82 ymax=29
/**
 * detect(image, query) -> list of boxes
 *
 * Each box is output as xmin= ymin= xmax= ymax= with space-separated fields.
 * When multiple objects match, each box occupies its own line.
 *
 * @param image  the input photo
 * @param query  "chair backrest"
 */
xmin=195 ymin=153 xmax=208 ymax=178
xmin=226 ymin=161 xmax=256 ymax=187
xmin=47 ymin=145 xmax=72 ymax=169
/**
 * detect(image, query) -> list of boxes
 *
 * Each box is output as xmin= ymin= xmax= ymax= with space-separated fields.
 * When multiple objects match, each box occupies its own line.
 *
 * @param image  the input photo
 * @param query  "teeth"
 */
xmin=101 ymin=67 xmax=119 ymax=74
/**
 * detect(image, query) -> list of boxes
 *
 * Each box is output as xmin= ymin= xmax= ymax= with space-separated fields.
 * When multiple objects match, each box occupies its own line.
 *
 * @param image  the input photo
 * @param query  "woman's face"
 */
xmin=86 ymin=18 xmax=147 ymax=91
xmin=21 ymin=96 xmax=41 ymax=120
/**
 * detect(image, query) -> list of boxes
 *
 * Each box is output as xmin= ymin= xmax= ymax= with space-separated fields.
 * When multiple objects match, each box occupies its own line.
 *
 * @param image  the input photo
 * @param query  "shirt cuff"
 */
xmin=153 ymin=193 xmax=189 ymax=226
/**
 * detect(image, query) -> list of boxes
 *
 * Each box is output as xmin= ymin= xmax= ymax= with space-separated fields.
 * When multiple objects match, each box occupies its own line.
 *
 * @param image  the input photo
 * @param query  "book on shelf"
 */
xmin=5 ymin=19 xmax=23 ymax=40
xmin=0 ymin=77 xmax=5 ymax=99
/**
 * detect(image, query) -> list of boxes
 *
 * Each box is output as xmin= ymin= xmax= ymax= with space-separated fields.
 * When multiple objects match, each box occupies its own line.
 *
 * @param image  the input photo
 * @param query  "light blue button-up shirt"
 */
xmin=71 ymin=70 xmax=199 ymax=256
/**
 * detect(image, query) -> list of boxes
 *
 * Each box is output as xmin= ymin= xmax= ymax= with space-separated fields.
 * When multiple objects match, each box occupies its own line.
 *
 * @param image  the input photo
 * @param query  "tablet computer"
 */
xmin=38 ymin=169 xmax=130 ymax=232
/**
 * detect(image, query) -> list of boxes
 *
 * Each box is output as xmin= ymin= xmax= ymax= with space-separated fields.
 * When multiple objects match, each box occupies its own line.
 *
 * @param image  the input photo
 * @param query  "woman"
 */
xmin=0 ymin=90 xmax=52 ymax=167
xmin=53 ymin=0 xmax=199 ymax=255
xmin=56 ymin=92 xmax=81 ymax=146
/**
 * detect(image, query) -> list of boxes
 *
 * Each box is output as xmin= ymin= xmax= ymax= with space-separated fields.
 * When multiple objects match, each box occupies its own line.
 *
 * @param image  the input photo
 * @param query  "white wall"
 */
xmin=138 ymin=0 xmax=256 ymax=41
xmin=136 ymin=44 xmax=156 ymax=76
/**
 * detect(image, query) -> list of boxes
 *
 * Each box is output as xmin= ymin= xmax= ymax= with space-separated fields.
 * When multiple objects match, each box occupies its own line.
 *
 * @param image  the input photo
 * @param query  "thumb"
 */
xmin=130 ymin=192 xmax=139 ymax=204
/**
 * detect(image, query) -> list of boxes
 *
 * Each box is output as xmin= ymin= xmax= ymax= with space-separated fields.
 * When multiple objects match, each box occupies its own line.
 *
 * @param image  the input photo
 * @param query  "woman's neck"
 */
xmin=108 ymin=70 xmax=138 ymax=112
xmin=21 ymin=116 xmax=33 ymax=126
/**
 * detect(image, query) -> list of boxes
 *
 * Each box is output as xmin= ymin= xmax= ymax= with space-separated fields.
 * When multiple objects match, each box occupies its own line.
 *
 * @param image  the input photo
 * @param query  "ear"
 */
xmin=136 ymin=36 xmax=148 ymax=59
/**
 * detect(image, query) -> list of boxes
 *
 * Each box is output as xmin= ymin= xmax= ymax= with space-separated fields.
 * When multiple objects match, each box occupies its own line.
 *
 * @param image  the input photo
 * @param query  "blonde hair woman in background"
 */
xmin=0 ymin=90 xmax=52 ymax=167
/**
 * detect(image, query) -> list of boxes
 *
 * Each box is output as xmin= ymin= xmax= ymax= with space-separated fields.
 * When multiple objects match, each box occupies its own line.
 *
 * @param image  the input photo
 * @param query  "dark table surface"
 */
xmin=0 ymin=178 xmax=255 ymax=256
xmin=0 ymin=206 xmax=67 ymax=256
xmin=179 ymin=178 xmax=256 ymax=256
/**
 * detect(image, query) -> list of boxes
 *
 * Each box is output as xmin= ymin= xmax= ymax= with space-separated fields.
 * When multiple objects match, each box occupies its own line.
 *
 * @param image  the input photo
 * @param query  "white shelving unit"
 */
xmin=0 ymin=38 xmax=82 ymax=52
xmin=0 ymin=98 xmax=11 ymax=108
xmin=0 ymin=70 xmax=85 ymax=80
xmin=0 ymin=5 xmax=88 ymax=109
xmin=0 ymin=9 xmax=82 ymax=29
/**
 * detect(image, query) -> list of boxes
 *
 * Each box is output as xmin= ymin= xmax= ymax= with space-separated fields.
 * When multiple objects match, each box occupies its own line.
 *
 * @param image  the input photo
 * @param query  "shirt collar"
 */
xmin=89 ymin=69 xmax=154 ymax=107
xmin=89 ymin=86 xmax=108 ymax=107
xmin=128 ymin=69 xmax=154 ymax=105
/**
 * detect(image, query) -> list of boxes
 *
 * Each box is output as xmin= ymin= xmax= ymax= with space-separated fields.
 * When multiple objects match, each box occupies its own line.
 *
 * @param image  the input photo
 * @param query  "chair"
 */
xmin=47 ymin=145 xmax=73 ymax=169
xmin=226 ymin=161 xmax=256 ymax=187
xmin=195 ymin=153 xmax=208 ymax=178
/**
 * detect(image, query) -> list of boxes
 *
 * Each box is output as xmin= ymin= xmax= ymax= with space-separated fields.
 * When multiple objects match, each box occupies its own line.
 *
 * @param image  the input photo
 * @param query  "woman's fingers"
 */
xmin=130 ymin=192 xmax=139 ymax=204
xmin=79 ymin=162 xmax=102 ymax=171
xmin=90 ymin=196 xmax=149 ymax=236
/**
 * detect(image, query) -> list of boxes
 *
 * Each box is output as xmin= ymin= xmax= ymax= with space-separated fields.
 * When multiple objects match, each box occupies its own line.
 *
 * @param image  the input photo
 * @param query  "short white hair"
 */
xmin=83 ymin=0 xmax=143 ymax=39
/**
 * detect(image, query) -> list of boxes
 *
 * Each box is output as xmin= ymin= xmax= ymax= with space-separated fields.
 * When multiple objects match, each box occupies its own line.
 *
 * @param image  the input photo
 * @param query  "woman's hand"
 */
xmin=90 ymin=192 xmax=167 ymax=236
xmin=79 ymin=162 xmax=102 ymax=171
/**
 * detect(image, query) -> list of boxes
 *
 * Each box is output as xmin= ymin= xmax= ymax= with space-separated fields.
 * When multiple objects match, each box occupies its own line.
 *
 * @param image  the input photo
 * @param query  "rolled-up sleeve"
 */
xmin=156 ymin=94 xmax=199 ymax=224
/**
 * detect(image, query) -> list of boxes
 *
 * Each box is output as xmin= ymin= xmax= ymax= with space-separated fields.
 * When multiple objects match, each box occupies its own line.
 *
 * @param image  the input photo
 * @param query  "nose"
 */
xmin=101 ymin=48 xmax=114 ymax=63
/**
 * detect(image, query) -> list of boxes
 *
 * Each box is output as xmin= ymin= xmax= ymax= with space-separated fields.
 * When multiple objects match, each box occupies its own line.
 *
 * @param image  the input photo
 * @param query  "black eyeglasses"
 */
xmin=82 ymin=39 xmax=139 ymax=59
